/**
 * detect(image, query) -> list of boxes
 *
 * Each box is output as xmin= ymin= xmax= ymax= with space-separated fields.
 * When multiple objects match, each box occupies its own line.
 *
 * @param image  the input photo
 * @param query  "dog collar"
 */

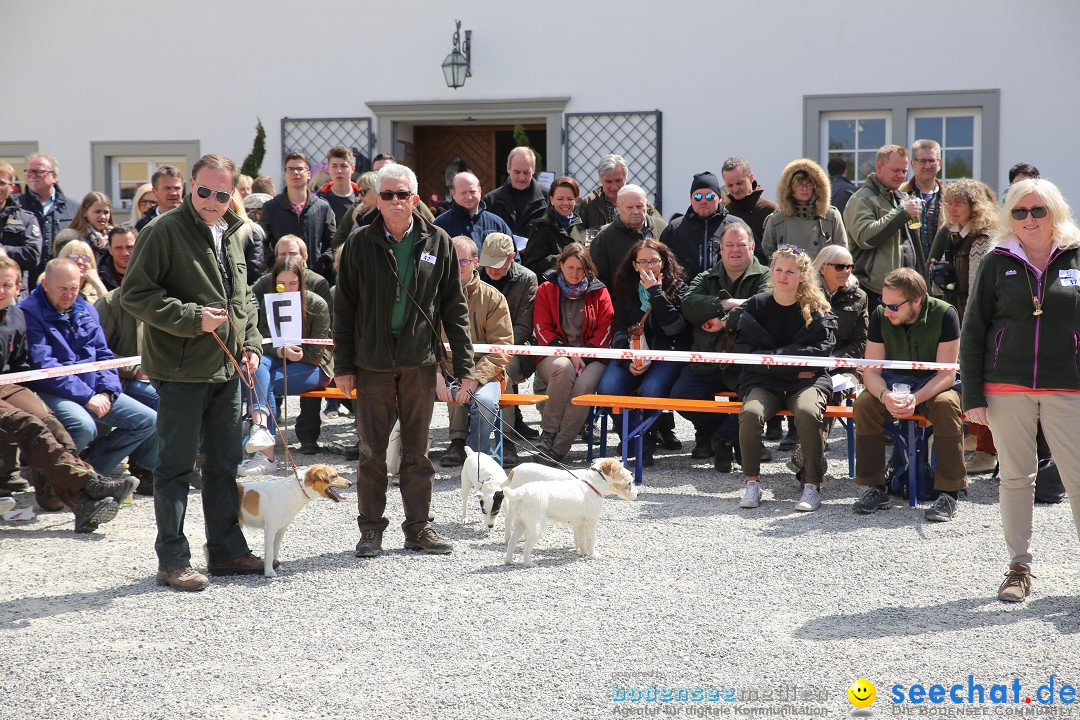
xmin=581 ymin=469 xmax=603 ymax=497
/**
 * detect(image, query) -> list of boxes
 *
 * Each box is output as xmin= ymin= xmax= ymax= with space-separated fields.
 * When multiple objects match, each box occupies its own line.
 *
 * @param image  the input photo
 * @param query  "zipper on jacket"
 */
xmin=1074 ymin=331 xmax=1079 ymax=374
xmin=992 ymin=328 xmax=1006 ymax=369
xmin=1032 ymin=272 xmax=1043 ymax=387
xmin=175 ymin=338 xmax=188 ymax=371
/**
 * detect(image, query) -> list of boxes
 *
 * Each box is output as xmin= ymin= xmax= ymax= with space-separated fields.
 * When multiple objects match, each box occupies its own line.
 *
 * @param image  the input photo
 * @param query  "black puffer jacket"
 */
xmin=19 ymin=185 xmax=78 ymax=285
xmin=482 ymin=179 xmax=548 ymax=237
xmin=521 ymin=209 xmax=586 ymax=277
xmin=659 ymin=205 xmax=741 ymax=279
xmin=258 ymin=191 xmax=336 ymax=278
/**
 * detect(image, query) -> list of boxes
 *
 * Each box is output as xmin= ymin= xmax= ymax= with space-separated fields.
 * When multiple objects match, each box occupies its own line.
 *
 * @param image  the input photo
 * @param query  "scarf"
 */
xmin=556 ymin=273 xmax=590 ymax=300
xmin=792 ymin=195 xmax=817 ymax=219
xmin=637 ymin=284 xmax=651 ymax=311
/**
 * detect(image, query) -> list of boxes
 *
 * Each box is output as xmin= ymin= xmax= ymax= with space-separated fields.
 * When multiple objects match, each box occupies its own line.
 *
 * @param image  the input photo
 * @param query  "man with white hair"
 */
xmin=587 ymin=184 xmax=668 ymax=292
xmin=482 ymin=146 xmax=548 ymax=238
xmin=578 ymin=153 xmax=664 ymax=231
xmin=335 ymin=163 xmax=476 ymax=558
xmin=434 ymin=171 xmax=512 ymax=252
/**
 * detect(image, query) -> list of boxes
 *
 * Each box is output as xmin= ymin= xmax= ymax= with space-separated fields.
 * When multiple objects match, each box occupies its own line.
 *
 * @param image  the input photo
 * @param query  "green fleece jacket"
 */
xmin=334 ymin=212 xmax=474 ymax=378
xmin=120 ymin=196 xmax=262 ymax=383
xmin=681 ymin=257 xmax=770 ymax=375
xmin=844 ymin=173 xmax=927 ymax=294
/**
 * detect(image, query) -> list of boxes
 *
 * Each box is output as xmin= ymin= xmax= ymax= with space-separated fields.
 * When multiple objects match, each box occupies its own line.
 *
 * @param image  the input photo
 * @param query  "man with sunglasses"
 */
xmin=335 ymin=163 xmax=475 ymax=558
xmin=122 ymin=153 xmax=266 ymax=591
xmin=660 ymin=171 xmax=741 ymax=279
xmin=18 ymin=153 xmax=79 ymax=288
xmin=258 ymin=152 xmax=336 ymax=283
xmin=852 ymin=268 xmax=964 ymax=521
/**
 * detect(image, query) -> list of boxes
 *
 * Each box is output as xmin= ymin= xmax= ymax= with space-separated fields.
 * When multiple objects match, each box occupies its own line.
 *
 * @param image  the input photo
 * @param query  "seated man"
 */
xmin=438 ymin=236 xmax=513 ymax=467
xmin=19 ymin=258 xmax=158 ymax=478
xmin=852 ymin=268 xmax=965 ymax=521
xmin=0 ymin=255 xmax=135 ymax=525
xmin=671 ymin=222 xmax=768 ymax=471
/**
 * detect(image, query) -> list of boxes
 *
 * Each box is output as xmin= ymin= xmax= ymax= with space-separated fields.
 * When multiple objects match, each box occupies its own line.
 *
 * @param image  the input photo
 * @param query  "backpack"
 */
xmin=885 ymin=425 xmax=935 ymax=502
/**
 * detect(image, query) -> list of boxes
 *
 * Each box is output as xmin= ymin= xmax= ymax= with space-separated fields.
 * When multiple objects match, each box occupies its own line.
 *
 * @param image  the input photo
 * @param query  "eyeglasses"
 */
xmin=379 ymin=190 xmax=413 ymax=202
xmin=70 ymin=255 xmax=92 ymax=263
xmin=458 ymin=257 xmax=477 ymax=267
xmin=358 ymin=189 xmax=368 ymax=197
xmin=777 ymin=244 xmax=805 ymax=255
xmin=25 ymin=169 xmax=55 ymax=177
xmin=883 ymin=299 xmax=911 ymax=312
xmin=827 ymin=263 xmax=855 ymax=272
xmin=634 ymin=259 xmax=662 ymax=267
xmin=912 ymin=158 xmax=940 ymax=165
xmin=284 ymin=166 xmax=309 ymax=175
xmin=692 ymin=192 xmax=716 ymax=202
xmin=1010 ymin=206 xmax=1049 ymax=220
xmin=196 ymin=185 xmax=232 ymax=204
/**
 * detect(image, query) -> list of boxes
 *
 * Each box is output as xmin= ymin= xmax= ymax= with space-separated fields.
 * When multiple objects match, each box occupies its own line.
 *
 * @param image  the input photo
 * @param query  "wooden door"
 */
xmin=413 ymin=126 xmax=498 ymax=207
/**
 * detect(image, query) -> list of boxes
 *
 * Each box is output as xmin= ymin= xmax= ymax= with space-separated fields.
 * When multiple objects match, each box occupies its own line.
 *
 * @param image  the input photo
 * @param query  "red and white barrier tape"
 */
xmin=262 ymin=338 xmax=335 ymax=346
xmin=0 ymin=356 xmax=140 ymax=386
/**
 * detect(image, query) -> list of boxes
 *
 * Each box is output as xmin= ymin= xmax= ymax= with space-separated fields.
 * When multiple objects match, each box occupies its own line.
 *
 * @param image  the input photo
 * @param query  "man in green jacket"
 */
xmin=121 ymin=154 xmax=264 ymax=591
xmin=672 ymin=222 xmax=768 ymax=469
xmin=335 ymin=164 xmax=475 ymax=558
xmin=844 ymin=145 xmax=927 ymax=309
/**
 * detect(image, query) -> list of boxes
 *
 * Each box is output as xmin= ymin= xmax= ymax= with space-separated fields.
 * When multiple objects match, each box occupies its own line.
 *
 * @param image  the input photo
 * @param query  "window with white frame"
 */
xmin=804 ymin=91 xmax=999 ymax=190
xmin=91 ymin=141 xmax=199 ymax=212
xmin=822 ymin=113 xmax=889 ymax=184
xmin=909 ymin=110 xmax=980 ymax=181
xmin=111 ymin=157 xmax=188 ymax=211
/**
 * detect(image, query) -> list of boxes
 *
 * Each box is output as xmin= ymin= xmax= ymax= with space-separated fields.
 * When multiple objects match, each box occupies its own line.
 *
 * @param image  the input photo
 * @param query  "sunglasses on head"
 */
xmin=884 ymin=298 xmax=911 ymax=312
xmin=1010 ymin=205 xmax=1048 ymax=220
xmin=379 ymin=190 xmax=413 ymax=202
xmin=196 ymin=186 xmax=232 ymax=204
xmin=693 ymin=192 xmax=716 ymax=202
xmin=828 ymin=263 xmax=855 ymax=272
xmin=777 ymin=244 xmax=805 ymax=255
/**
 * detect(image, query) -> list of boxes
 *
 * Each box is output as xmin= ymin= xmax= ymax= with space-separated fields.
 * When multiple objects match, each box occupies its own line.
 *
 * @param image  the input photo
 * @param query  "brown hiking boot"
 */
xmin=997 ymin=563 xmax=1033 ymax=603
xmin=207 ymin=552 xmax=265 ymax=576
xmin=354 ymin=527 xmax=384 ymax=558
xmin=404 ymin=526 xmax=453 ymax=554
xmin=85 ymin=473 xmax=138 ymax=504
xmin=156 ymin=566 xmax=210 ymax=592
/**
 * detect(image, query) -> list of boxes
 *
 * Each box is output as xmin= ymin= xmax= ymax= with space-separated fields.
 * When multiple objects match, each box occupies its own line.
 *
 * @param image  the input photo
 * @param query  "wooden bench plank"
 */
xmin=300 ymin=388 xmax=547 ymax=407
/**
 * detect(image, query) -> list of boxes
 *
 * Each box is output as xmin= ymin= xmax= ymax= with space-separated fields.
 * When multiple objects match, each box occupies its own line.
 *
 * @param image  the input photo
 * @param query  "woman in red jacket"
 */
xmin=533 ymin=243 xmax=613 ymax=463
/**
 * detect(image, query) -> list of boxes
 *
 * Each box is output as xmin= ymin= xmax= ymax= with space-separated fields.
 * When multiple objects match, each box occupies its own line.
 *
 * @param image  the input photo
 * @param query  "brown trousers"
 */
xmin=353 ymin=365 xmax=437 ymax=537
xmin=0 ymin=384 xmax=93 ymax=510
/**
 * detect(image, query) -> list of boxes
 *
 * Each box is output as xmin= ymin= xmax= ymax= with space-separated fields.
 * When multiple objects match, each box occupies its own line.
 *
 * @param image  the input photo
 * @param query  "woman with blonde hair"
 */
xmin=54 ymin=191 xmax=112 ymax=259
xmin=129 ymin=183 xmax=156 ymax=224
xmin=735 ymin=245 xmax=835 ymax=511
xmin=960 ymin=178 xmax=1080 ymax=603
xmin=55 ymin=239 xmax=108 ymax=304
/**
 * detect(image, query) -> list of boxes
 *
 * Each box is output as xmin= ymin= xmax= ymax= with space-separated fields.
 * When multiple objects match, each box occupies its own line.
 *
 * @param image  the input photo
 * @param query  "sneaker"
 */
xmin=0 ymin=496 xmax=15 ymax=514
xmin=439 ymin=438 xmax=467 ymax=468
xmin=794 ymin=484 xmax=821 ymax=512
xmin=786 ymin=443 xmax=804 ymax=474
xmin=156 ymin=566 xmax=209 ymax=592
xmin=207 ymin=551 xmax=265 ymax=576
xmin=739 ymin=481 xmax=763 ymax=509
xmin=924 ymin=493 xmax=958 ymax=522
xmin=237 ymin=455 xmax=277 ymax=477
xmin=853 ymin=486 xmax=891 ymax=514
xmin=244 ymin=424 xmax=275 ymax=453
xmin=764 ymin=417 xmax=783 ymax=441
xmin=965 ymin=450 xmax=998 ymax=475
xmin=354 ymin=527 xmax=384 ymax=558
xmin=997 ymin=563 xmax=1033 ymax=603
xmin=778 ymin=427 xmax=798 ymax=451
xmin=85 ymin=473 xmax=138 ymax=504
xmin=298 ymin=442 xmax=321 ymax=455
xmin=74 ymin=496 xmax=119 ymax=533
xmin=964 ymin=433 xmax=978 ymax=452
xmin=404 ymin=526 xmax=453 ymax=554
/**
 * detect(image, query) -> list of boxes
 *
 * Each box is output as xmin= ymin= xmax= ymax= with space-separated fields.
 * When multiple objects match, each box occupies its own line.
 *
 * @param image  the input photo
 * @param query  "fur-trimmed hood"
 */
xmin=776 ymin=158 xmax=832 ymax=218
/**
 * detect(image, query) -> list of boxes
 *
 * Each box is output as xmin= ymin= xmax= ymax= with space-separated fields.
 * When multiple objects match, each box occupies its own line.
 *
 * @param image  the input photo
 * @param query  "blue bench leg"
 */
xmin=585 ymin=407 xmax=596 ymax=463
xmin=493 ymin=412 xmax=504 ymax=467
xmin=907 ymin=421 xmax=917 ymax=507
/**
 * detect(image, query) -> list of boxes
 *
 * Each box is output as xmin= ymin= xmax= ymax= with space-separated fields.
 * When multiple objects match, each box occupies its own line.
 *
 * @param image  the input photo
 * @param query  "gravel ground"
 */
xmin=3 ymin=389 xmax=1080 ymax=719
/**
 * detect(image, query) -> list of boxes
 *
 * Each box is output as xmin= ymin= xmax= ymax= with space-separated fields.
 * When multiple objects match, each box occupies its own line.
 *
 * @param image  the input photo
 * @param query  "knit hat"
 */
xmin=690 ymin=171 xmax=722 ymax=196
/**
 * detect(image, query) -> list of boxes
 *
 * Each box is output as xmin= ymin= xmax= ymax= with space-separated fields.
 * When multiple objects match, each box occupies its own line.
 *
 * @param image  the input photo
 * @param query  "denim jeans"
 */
xmin=598 ymin=359 xmax=685 ymax=432
xmin=249 ymin=355 xmax=330 ymax=435
xmin=123 ymin=379 xmax=159 ymax=411
xmin=39 ymin=391 xmax=159 ymax=474
xmin=670 ymin=366 xmax=738 ymax=440
xmin=447 ymin=380 xmax=502 ymax=453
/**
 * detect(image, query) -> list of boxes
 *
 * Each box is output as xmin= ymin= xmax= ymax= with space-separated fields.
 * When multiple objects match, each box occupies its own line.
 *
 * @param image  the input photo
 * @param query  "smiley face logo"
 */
xmin=848 ymin=678 xmax=876 ymax=709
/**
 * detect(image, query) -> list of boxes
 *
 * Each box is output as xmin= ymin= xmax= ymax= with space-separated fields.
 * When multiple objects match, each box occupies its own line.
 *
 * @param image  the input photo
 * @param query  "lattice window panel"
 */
xmin=280 ymin=117 xmax=373 ymax=171
xmin=565 ymin=111 xmax=662 ymax=212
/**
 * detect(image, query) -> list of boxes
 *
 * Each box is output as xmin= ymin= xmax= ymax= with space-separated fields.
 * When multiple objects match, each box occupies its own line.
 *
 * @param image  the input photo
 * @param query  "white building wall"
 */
xmin=3 ymin=0 xmax=1078 ymax=213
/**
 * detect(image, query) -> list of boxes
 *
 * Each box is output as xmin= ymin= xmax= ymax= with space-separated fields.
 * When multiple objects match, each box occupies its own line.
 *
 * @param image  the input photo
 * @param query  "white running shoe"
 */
xmin=0 ymin=497 xmax=15 ymax=514
xmin=739 ymin=481 xmax=763 ymax=509
xmin=794 ymin=484 xmax=821 ymax=512
xmin=237 ymin=455 xmax=277 ymax=477
xmin=244 ymin=425 xmax=275 ymax=453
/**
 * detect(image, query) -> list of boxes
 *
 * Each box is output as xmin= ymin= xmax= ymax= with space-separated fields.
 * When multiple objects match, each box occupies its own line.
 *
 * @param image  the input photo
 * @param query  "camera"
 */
xmin=929 ymin=259 xmax=957 ymax=291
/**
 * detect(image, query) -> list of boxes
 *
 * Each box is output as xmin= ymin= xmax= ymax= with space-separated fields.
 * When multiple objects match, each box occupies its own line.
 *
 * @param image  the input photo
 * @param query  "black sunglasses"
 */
xmin=693 ymin=192 xmax=716 ymax=202
xmin=883 ymin=299 xmax=911 ymax=312
xmin=196 ymin=185 xmax=232 ymax=204
xmin=1010 ymin=205 xmax=1048 ymax=220
xmin=379 ymin=190 xmax=413 ymax=202
xmin=828 ymin=263 xmax=855 ymax=272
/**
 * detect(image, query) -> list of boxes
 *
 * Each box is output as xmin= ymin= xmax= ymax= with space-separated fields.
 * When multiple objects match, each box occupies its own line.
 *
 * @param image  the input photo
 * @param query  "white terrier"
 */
xmin=460 ymin=447 xmax=508 ymax=525
xmin=502 ymin=458 xmax=637 ymax=567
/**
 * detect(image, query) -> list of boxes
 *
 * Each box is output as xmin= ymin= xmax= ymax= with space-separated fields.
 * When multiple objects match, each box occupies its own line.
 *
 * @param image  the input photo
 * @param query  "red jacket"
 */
xmin=319 ymin=181 xmax=362 ymax=195
xmin=533 ymin=277 xmax=613 ymax=349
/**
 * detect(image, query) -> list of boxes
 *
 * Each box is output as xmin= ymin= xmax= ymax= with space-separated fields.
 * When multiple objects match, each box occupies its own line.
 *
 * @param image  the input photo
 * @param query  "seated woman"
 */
xmin=521 ymin=176 xmax=586 ymax=277
xmin=735 ymin=245 xmax=835 ymax=512
xmin=129 ymin=183 xmax=156 ymax=225
xmin=239 ymin=256 xmax=333 ymax=476
xmin=54 ymin=191 xmax=112 ymax=260
xmin=597 ymin=238 xmax=690 ymax=466
xmin=533 ymin=243 xmax=613 ymax=464
xmin=55 ymin=240 xmax=109 ymax=304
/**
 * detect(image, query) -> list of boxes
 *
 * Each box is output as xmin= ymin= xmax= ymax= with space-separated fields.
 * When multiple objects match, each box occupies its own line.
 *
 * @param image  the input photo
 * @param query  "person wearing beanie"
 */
xmin=659 ymin=171 xmax=741 ymax=279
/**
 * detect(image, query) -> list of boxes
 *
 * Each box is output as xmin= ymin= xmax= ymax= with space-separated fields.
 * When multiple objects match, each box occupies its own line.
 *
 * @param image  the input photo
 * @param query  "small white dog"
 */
xmin=236 ymin=464 xmax=350 ymax=577
xmin=502 ymin=457 xmax=637 ymax=567
xmin=460 ymin=447 xmax=508 ymax=525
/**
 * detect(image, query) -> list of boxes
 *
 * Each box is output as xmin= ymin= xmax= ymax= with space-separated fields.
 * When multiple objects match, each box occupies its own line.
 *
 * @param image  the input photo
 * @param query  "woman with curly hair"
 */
xmin=735 ymin=245 xmax=836 ymax=511
xmin=928 ymin=178 xmax=998 ymax=321
xmin=597 ymin=238 xmax=691 ymax=465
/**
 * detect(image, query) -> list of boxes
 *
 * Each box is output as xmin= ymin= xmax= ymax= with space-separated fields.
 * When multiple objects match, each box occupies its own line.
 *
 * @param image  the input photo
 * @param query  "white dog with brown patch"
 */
xmin=460 ymin=447 xmax=508 ymax=525
xmin=502 ymin=458 xmax=637 ymax=567
xmin=236 ymin=464 xmax=349 ymax=577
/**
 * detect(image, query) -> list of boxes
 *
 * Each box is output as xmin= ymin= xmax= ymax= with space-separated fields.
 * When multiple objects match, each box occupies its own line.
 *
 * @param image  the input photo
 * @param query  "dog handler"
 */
xmin=122 ymin=153 xmax=266 ymax=591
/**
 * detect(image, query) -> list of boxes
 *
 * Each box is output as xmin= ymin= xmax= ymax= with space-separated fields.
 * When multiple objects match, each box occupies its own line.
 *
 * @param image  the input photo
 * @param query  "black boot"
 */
xmin=713 ymin=438 xmax=734 ymax=473
xmin=74 ymin=495 xmax=119 ymax=533
xmin=502 ymin=439 xmax=519 ymax=468
xmin=656 ymin=412 xmax=682 ymax=451
xmin=691 ymin=429 xmax=712 ymax=459
xmin=765 ymin=416 xmax=783 ymax=441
